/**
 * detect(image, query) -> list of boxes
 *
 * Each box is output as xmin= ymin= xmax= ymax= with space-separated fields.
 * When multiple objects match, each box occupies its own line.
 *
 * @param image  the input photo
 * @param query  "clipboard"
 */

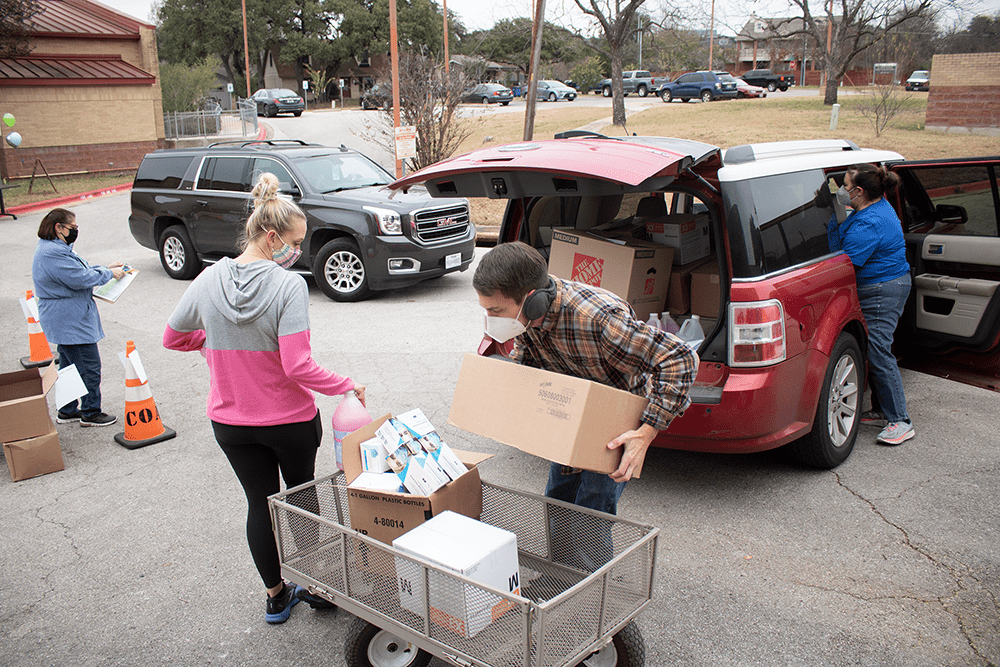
xmin=93 ymin=270 xmax=137 ymax=304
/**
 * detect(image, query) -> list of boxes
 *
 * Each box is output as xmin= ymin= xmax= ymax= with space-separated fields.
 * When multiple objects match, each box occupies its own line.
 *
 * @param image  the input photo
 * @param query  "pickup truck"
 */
xmin=598 ymin=70 xmax=668 ymax=98
xmin=741 ymin=69 xmax=793 ymax=92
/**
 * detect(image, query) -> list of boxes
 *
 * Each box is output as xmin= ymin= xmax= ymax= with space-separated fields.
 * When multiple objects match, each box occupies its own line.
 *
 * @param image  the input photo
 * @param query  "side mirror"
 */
xmin=936 ymin=203 xmax=968 ymax=225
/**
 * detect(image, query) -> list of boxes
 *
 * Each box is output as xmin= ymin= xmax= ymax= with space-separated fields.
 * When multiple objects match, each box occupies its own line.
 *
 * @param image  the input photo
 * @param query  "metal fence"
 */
xmin=163 ymin=99 xmax=258 ymax=140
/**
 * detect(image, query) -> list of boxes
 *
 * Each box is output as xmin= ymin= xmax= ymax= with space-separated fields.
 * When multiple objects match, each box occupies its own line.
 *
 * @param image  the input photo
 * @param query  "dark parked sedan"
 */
xmin=463 ymin=83 xmax=513 ymax=105
xmin=251 ymin=89 xmax=304 ymax=117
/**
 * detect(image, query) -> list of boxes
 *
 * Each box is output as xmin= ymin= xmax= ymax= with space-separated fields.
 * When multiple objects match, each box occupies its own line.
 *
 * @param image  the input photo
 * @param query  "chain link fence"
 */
xmin=163 ymin=98 xmax=258 ymax=140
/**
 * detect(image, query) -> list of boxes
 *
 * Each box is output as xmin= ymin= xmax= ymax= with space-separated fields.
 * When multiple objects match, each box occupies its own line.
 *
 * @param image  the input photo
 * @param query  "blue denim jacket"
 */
xmin=31 ymin=238 xmax=112 ymax=345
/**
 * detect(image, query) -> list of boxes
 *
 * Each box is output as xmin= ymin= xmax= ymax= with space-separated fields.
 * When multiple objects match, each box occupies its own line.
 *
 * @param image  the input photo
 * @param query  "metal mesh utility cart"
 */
xmin=269 ymin=473 xmax=658 ymax=667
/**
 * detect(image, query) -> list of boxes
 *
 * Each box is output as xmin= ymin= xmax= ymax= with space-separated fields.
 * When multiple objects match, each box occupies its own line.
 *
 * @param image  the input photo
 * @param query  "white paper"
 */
xmin=92 ymin=270 xmax=137 ymax=304
xmin=118 ymin=349 xmax=148 ymax=384
xmin=20 ymin=294 xmax=39 ymax=320
xmin=54 ymin=363 xmax=88 ymax=409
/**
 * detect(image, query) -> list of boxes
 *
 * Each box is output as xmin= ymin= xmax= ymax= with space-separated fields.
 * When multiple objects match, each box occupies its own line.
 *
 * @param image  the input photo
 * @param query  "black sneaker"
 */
xmin=80 ymin=413 xmax=118 ymax=427
xmin=265 ymin=582 xmax=299 ymax=624
xmin=859 ymin=410 xmax=887 ymax=428
xmin=295 ymin=585 xmax=336 ymax=610
xmin=56 ymin=410 xmax=82 ymax=424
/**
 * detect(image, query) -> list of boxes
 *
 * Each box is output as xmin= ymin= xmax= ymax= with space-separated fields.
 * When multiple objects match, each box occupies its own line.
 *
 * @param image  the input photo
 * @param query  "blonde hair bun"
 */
xmin=251 ymin=172 xmax=281 ymax=206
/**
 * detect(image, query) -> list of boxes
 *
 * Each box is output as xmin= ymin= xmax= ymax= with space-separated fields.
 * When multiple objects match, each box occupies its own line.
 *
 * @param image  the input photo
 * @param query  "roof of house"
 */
xmin=0 ymin=53 xmax=155 ymax=85
xmin=31 ymin=0 xmax=153 ymax=38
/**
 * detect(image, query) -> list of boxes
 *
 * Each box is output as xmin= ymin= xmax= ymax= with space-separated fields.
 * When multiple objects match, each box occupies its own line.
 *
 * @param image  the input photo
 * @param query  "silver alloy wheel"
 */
xmin=366 ymin=629 xmax=422 ymax=667
xmin=162 ymin=235 xmax=186 ymax=272
xmin=826 ymin=353 xmax=860 ymax=448
xmin=324 ymin=249 xmax=366 ymax=294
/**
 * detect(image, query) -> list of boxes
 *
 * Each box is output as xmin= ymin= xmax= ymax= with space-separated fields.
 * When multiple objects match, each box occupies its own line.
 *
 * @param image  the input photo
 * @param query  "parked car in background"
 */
xmin=251 ymin=89 xmax=304 ymax=117
xmin=129 ymin=140 xmax=476 ymax=302
xmin=598 ymin=70 xmax=668 ymax=97
xmin=463 ymin=83 xmax=514 ymax=105
xmin=735 ymin=77 xmax=767 ymax=98
xmin=391 ymin=134 xmax=1000 ymax=469
xmin=741 ymin=69 xmax=793 ymax=92
xmin=905 ymin=70 xmax=930 ymax=91
xmin=536 ymin=80 xmax=577 ymax=101
xmin=360 ymin=84 xmax=392 ymax=110
xmin=659 ymin=71 xmax=738 ymax=103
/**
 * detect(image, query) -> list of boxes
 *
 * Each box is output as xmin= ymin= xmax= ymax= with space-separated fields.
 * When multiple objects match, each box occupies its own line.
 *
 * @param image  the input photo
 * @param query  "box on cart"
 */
xmin=548 ymin=229 xmax=674 ymax=322
xmin=393 ymin=510 xmax=520 ymax=639
xmin=342 ymin=414 xmax=490 ymax=544
xmin=3 ymin=424 xmax=64 ymax=482
xmin=0 ymin=362 xmax=57 ymax=443
xmin=448 ymin=354 xmax=649 ymax=478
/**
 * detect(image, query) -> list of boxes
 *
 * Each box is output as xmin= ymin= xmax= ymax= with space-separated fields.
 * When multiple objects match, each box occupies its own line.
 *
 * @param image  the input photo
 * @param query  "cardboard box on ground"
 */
xmin=0 ymin=363 xmax=64 ymax=481
xmin=449 ymin=354 xmax=649 ymax=478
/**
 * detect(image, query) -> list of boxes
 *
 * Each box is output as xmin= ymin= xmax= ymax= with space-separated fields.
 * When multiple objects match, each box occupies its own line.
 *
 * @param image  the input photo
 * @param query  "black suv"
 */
xmin=128 ymin=140 xmax=476 ymax=301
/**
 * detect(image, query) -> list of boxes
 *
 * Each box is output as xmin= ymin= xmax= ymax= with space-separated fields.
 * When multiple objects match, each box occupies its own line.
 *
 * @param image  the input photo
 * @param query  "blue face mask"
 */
xmin=269 ymin=230 xmax=301 ymax=269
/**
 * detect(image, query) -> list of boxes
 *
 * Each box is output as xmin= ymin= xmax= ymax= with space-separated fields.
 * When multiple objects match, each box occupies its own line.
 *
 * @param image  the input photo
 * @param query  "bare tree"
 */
xmin=0 ymin=0 xmax=38 ymax=58
xmin=573 ymin=0 xmax=650 ymax=127
xmin=856 ymin=81 xmax=913 ymax=135
xmin=777 ymin=0 xmax=934 ymax=105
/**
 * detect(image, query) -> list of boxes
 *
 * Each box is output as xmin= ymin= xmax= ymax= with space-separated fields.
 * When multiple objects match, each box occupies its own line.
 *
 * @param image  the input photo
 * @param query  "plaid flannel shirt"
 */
xmin=511 ymin=278 xmax=698 ymax=431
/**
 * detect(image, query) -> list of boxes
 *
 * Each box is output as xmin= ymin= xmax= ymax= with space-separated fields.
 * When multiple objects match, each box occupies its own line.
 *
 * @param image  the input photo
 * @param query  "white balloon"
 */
xmin=5 ymin=131 xmax=21 ymax=148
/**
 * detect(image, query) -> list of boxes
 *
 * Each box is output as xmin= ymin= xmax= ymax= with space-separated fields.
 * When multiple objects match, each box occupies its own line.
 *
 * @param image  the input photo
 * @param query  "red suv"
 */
xmin=392 ymin=135 xmax=1000 ymax=468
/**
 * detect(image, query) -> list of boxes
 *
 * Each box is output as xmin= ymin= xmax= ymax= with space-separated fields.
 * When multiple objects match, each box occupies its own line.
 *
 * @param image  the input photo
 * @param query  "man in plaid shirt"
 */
xmin=474 ymin=242 xmax=698 ymax=515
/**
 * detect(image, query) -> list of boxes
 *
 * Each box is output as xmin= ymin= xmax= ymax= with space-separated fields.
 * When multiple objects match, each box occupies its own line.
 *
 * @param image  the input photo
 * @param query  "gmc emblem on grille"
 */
xmin=436 ymin=218 xmax=457 ymax=227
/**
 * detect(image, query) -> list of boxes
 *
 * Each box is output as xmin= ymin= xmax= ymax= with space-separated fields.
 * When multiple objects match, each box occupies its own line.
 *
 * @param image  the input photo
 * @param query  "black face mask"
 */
xmin=63 ymin=227 xmax=78 ymax=244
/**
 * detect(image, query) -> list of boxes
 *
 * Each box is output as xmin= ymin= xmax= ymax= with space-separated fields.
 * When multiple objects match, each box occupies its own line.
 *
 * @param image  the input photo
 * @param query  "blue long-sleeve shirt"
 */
xmin=827 ymin=198 xmax=910 ymax=286
xmin=31 ymin=238 xmax=113 ymax=345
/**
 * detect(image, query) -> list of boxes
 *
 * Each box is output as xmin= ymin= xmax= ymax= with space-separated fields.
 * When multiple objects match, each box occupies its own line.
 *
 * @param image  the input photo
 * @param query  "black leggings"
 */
xmin=212 ymin=411 xmax=322 ymax=589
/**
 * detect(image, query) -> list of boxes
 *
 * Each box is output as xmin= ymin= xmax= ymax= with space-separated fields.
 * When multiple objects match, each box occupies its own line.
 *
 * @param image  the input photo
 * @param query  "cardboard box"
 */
xmin=690 ymin=262 xmax=722 ymax=318
xmin=396 ymin=408 xmax=468 ymax=481
xmin=645 ymin=213 xmax=710 ymax=265
xmin=394 ymin=511 xmax=520 ymax=638
xmin=0 ymin=362 xmax=57 ymax=443
xmin=343 ymin=414 xmax=490 ymax=544
xmin=4 ymin=424 xmax=64 ymax=481
xmin=448 ymin=354 xmax=649 ymax=478
xmin=666 ymin=256 xmax=713 ymax=315
xmin=548 ymin=229 xmax=674 ymax=322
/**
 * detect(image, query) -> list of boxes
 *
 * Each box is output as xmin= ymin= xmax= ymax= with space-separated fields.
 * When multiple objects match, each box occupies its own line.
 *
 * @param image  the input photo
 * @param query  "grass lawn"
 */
xmin=3 ymin=170 xmax=135 ymax=209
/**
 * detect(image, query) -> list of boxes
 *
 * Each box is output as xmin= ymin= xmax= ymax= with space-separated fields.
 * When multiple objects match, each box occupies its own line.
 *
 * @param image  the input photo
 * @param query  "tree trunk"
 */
xmin=611 ymin=50 xmax=625 ymax=127
xmin=823 ymin=74 xmax=839 ymax=105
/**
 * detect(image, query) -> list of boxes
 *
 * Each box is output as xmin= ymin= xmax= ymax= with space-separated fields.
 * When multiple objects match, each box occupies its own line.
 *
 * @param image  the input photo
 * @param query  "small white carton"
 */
xmin=360 ymin=437 xmax=390 ymax=473
xmin=376 ymin=419 xmax=448 ymax=495
xmin=393 ymin=511 xmax=520 ymax=638
xmin=348 ymin=471 xmax=404 ymax=493
xmin=396 ymin=408 xmax=469 ymax=481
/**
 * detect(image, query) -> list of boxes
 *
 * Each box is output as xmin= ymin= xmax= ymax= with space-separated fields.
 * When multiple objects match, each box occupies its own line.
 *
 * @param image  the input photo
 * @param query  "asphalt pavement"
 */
xmin=2 ymin=193 xmax=998 ymax=667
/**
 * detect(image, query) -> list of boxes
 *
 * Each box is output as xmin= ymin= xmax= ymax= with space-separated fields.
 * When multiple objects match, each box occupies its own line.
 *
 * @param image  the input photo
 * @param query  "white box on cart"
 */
xmin=393 ymin=510 xmax=520 ymax=638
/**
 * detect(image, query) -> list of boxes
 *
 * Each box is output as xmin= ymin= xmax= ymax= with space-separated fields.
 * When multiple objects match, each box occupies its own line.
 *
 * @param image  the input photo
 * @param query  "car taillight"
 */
xmin=729 ymin=300 xmax=785 ymax=367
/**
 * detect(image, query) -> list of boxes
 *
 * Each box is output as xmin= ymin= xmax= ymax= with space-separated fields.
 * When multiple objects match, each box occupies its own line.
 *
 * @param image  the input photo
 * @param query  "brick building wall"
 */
xmin=925 ymin=52 xmax=1000 ymax=136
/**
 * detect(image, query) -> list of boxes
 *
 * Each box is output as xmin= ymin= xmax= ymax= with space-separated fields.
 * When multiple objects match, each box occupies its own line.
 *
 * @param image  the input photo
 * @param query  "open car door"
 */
xmin=891 ymin=156 xmax=1000 ymax=391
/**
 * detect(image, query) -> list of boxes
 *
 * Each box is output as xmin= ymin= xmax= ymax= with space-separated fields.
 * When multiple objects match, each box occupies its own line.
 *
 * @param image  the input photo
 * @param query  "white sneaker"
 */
xmin=877 ymin=422 xmax=915 ymax=446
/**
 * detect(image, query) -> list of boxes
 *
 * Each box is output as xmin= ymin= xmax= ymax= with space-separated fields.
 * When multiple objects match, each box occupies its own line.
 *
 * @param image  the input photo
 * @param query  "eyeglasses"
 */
xmin=59 ymin=223 xmax=78 ymax=230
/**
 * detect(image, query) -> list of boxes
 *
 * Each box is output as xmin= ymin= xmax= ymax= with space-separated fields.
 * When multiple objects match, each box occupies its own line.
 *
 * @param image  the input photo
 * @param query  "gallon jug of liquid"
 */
xmin=646 ymin=312 xmax=661 ymax=329
xmin=660 ymin=311 xmax=681 ymax=335
xmin=332 ymin=391 xmax=373 ymax=471
xmin=677 ymin=315 xmax=705 ymax=350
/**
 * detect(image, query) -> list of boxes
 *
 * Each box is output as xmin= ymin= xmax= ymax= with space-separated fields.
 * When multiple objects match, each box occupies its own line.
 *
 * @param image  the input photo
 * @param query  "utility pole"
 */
xmin=522 ymin=0 xmax=545 ymax=140
xmin=241 ymin=0 xmax=251 ymax=97
xmin=443 ymin=0 xmax=450 ymax=73
xmin=389 ymin=0 xmax=402 ymax=177
xmin=708 ymin=0 xmax=715 ymax=71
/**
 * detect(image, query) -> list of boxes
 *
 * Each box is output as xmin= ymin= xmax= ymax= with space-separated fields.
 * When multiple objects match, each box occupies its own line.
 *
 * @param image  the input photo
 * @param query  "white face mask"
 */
xmin=483 ymin=302 xmax=527 ymax=343
xmin=836 ymin=185 xmax=854 ymax=207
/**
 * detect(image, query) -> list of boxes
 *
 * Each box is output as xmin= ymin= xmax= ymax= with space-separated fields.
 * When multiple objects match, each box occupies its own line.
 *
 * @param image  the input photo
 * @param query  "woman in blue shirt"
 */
xmin=32 ymin=208 xmax=125 ymax=427
xmin=827 ymin=164 xmax=914 ymax=445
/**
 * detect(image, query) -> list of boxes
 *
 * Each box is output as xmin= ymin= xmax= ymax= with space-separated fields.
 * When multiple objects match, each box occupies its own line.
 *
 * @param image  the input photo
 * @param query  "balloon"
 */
xmin=2 ymin=113 xmax=13 ymax=128
xmin=6 ymin=131 xmax=22 ymax=148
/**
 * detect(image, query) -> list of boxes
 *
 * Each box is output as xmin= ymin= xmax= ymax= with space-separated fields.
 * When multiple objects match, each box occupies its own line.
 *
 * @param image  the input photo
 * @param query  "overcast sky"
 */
xmin=97 ymin=0 xmax=1000 ymax=38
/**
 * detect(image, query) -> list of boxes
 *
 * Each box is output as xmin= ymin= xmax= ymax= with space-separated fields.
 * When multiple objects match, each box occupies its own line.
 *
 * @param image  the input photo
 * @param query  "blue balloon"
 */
xmin=5 ymin=131 xmax=21 ymax=148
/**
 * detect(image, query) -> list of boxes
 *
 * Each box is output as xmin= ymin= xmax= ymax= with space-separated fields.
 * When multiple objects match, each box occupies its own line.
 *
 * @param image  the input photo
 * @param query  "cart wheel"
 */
xmin=345 ymin=616 xmax=431 ymax=667
xmin=581 ymin=621 xmax=645 ymax=667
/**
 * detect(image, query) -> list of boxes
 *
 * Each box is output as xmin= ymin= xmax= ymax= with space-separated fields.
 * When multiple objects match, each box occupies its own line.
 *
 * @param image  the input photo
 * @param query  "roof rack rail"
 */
xmin=554 ymin=130 xmax=611 ymax=140
xmin=206 ymin=139 xmax=314 ymax=148
xmin=724 ymin=139 xmax=860 ymax=165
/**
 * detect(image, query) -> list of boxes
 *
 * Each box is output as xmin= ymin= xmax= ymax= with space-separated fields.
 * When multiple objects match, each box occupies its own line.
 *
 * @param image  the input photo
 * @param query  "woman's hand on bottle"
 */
xmin=353 ymin=384 xmax=366 ymax=406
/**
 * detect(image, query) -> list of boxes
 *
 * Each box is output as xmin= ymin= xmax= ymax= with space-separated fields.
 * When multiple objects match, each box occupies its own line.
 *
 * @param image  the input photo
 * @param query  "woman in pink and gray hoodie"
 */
xmin=164 ymin=173 xmax=365 ymax=624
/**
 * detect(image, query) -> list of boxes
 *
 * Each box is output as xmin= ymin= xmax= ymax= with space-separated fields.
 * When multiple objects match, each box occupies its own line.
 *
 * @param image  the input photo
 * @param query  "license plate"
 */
xmin=446 ymin=252 xmax=461 ymax=269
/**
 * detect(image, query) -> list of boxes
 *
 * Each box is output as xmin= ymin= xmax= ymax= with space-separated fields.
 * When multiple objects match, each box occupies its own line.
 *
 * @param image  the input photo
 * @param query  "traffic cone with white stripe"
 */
xmin=20 ymin=290 xmax=55 ymax=369
xmin=114 ymin=340 xmax=176 ymax=450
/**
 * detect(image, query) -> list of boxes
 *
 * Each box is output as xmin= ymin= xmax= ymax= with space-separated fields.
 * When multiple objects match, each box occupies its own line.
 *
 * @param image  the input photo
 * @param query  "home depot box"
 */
xmin=690 ymin=261 xmax=722 ymax=318
xmin=4 ymin=424 xmax=64 ymax=482
xmin=394 ymin=511 xmax=519 ymax=639
xmin=0 ymin=362 xmax=57 ymax=443
xmin=548 ymin=229 xmax=674 ymax=322
xmin=448 ymin=354 xmax=649 ymax=478
xmin=342 ymin=414 xmax=490 ymax=544
xmin=645 ymin=213 xmax=710 ymax=265
xmin=667 ymin=256 xmax=714 ymax=315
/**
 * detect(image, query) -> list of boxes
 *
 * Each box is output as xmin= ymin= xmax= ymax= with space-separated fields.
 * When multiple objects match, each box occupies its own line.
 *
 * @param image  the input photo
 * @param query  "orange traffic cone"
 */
xmin=114 ymin=340 xmax=176 ymax=450
xmin=20 ymin=290 xmax=55 ymax=369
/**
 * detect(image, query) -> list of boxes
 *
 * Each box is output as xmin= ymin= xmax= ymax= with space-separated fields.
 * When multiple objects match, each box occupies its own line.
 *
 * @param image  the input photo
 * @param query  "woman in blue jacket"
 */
xmin=827 ymin=164 xmax=914 ymax=446
xmin=32 ymin=208 xmax=125 ymax=427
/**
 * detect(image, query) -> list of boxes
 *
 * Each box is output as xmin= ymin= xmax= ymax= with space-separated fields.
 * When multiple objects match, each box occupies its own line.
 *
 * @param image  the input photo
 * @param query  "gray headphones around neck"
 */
xmin=522 ymin=278 xmax=557 ymax=321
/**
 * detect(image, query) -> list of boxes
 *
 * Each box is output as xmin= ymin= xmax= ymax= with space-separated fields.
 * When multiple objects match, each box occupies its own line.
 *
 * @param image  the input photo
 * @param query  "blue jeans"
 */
xmin=545 ymin=464 xmax=626 ymax=571
xmin=57 ymin=343 xmax=103 ymax=417
xmin=857 ymin=275 xmax=911 ymax=424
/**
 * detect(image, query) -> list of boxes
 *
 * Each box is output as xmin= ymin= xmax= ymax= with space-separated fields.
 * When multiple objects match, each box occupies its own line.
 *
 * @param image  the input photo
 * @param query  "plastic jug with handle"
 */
xmin=332 ymin=391 xmax=373 ymax=471
xmin=677 ymin=315 xmax=705 ymax=350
